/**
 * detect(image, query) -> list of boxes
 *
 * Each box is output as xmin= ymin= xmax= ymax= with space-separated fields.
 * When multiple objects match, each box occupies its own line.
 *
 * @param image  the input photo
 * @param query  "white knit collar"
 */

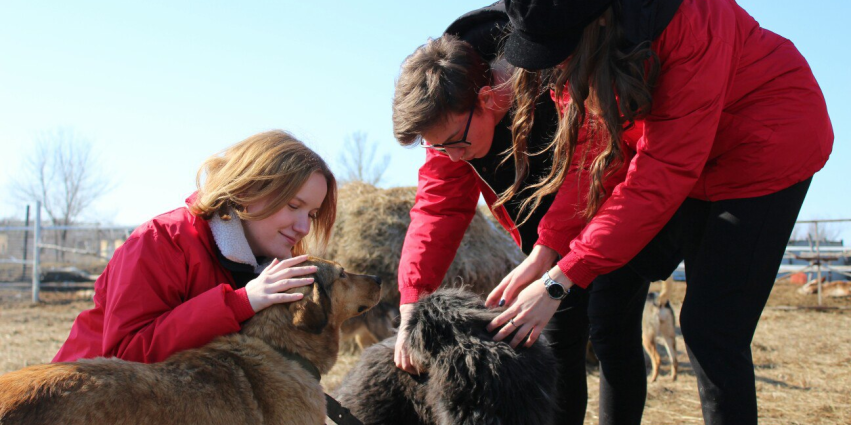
xmin=208 ymin=210 xmax=271 ymax=274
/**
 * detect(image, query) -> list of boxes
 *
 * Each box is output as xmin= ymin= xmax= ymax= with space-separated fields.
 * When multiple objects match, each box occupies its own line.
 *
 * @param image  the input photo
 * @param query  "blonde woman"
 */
xmin=54 ymin=130 xmax=337 ymax=364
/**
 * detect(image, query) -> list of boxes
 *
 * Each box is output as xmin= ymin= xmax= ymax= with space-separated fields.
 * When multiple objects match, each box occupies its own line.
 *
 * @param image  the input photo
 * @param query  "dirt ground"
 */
xmin=1 ymin=281 xmax=849 ymax=424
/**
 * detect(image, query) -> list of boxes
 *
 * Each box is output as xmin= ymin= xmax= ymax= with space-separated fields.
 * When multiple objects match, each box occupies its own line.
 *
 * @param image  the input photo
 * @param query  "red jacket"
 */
xmin=398 ymin=122 xmax=634 ymax=304
xmin=554 ymin=0 xmax=832 ymax=287
xmin=398 ymin=0 xmax=832 ymax=300
xmin=53 ymin=198 xmax=255 ymax=363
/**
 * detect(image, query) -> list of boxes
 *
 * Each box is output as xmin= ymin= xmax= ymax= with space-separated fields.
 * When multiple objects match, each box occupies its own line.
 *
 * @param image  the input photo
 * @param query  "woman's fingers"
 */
xmin=525 ymin=325 xmax=545 ymax=348
xmin=268 ymin=277 xmax=314 ymax=293
xmin=267 ymin=254 xmax=309 ymax=273
xmin=268 ymin=292 xmax=305 ymax=304
xmin=491 ymin=318 xmax=518 ymax=342
xmin=502 ymin=269 xmax=537 ymax=305
xmin=501 ymin=276 xmax=534 ymax=307
xmin=487 ymin=307 xmax=519 ymax=339
xmin=282 ymin=254 xmax=309 ymax=266
xmin=399 ymin=353 xmax=419 ymax=375
xmin=394 ymin=329 xmax=420 ymax=375
xmin=485 ymin=277 xmax=512 ymax=308
xmin=509 ymin=323 xmax=534 ymax=349
xmin=267 ymin=265 xmax=317 ymax=280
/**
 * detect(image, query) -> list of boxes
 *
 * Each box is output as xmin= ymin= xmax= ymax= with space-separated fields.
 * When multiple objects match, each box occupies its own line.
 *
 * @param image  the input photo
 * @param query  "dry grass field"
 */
xmin=2 ymin=280 xmax=849 ymax=425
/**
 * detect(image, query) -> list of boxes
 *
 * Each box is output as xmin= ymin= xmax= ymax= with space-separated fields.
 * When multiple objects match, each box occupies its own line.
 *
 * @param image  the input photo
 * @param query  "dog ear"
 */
xmin=291 ymin=281 xmax=330 ymax=334
xmin=404 ymin=305 xmax=454 ymax=366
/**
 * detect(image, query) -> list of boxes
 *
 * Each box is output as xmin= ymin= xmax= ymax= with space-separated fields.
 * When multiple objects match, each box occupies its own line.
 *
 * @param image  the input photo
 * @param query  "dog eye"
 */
xmin=340 ymin=269 xmax=347 ymax=278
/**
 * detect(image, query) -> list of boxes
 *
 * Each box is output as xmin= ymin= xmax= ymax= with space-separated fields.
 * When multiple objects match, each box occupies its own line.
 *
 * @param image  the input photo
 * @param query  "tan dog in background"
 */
xmin=642 ymin=276 xmax=678 ymax=381
xmin=0 ymin=258 xmax=381 ymax=425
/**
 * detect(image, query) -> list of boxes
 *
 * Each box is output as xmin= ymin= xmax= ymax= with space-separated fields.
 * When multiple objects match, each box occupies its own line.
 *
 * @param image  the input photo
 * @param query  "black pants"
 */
xmin=544 ymin=178 xmax=811 ymax=425
xmin=544 ymin=252 xmax=652 ymax=425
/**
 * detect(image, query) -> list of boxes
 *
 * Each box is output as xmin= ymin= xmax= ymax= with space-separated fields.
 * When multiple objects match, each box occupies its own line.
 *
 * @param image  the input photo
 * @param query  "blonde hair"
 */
xmin=190 ymin=130 xmax=337 ymax=255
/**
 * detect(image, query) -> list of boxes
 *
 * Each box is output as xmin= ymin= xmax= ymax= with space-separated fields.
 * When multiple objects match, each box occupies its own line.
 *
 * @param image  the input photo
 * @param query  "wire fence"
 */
xmin=2 ymin=203 xmax=849 ymax=305
xmin=0 ymin=202 xmax=136 ymax=301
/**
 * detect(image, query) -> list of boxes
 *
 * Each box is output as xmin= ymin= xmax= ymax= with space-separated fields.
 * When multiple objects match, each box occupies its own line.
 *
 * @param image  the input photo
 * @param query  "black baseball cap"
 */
xmin=504 ymin=0 xmax=613 ymax=70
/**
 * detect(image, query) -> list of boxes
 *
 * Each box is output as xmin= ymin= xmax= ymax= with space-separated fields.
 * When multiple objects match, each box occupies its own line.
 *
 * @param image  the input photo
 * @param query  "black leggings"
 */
xmin=543 ymin=178 xmax=811 ymax=425
xmin=544 ymin=256 xmax=651 ymax=425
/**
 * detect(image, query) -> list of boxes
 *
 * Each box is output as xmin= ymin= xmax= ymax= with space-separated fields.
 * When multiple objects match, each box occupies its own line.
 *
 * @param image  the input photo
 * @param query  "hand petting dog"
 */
xmin=245 ymin=254 xmax=317 ymax=312
xmin=393 ymin=304 xmax=424 ymax=375
xmin=486 ymin=245 xmax=566 ymax=348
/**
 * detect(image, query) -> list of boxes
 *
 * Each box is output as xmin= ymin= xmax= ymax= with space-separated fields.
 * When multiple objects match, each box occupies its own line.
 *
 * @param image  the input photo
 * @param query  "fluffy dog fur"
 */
xmin=334 ymin=288 xmax=558 ymax=425
xmin=0 ymin=258 xmax=381 ymax=425
xmin=642 ymin=276 xmax=678 ymax=382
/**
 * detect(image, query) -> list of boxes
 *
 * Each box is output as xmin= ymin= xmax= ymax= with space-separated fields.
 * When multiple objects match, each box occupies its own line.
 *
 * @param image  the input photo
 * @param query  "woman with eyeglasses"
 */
xmin=485 ymin=0 xmax=833 ymax=424
xmin=391 ymin=3 xmax=602 ymax=423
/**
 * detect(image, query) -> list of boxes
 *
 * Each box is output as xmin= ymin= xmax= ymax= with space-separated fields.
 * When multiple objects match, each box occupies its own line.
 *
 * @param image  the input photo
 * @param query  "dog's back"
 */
xmin=335 ymin=338 xmax=435 ymax=425
xmin=334 ymin=289 xmax=557 ymax=425
xmin=0 ymin=335 xmax=325 ymax=425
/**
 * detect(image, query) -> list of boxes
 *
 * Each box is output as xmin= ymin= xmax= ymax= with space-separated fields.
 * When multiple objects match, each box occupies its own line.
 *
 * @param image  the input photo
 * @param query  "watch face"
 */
xmin=547 ymin=282 xmax=566 ymax=299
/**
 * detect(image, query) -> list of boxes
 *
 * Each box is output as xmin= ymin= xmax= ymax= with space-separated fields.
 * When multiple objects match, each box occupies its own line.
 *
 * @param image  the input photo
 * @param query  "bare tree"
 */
xmin=337 ymin=131 xmax=391 ymax=185
xmin=808 ymin=221 xmax=843 ymax=243
xmin=10 ymin=128 xmax=113 ymax=259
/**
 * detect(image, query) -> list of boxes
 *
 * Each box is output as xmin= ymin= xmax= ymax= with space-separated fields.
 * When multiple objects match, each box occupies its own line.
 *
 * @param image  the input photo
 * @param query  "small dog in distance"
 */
xmin=642 ymin=276 xmax=678 ymax=381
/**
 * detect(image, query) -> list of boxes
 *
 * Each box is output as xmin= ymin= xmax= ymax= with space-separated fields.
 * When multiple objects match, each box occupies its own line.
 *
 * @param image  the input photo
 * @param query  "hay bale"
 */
xmin=320 ymin=181 xmax=525 ymax=349
xmin=322 ymin=181 xmax=525 ymax=305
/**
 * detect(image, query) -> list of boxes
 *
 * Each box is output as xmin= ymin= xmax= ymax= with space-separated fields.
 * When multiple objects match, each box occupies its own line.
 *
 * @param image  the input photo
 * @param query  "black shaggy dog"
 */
xmin=334 ymin=288 xmax=558 ymax=425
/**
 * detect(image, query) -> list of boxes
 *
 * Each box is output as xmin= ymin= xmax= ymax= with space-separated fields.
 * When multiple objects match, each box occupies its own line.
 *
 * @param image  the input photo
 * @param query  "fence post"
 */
xmin=21 ymin=204 xmax=30 ymax=280
xmin=32 ymin=201 xmax=41 ymax=303
xmin=814 ymin=222 xmax=822 ymax=306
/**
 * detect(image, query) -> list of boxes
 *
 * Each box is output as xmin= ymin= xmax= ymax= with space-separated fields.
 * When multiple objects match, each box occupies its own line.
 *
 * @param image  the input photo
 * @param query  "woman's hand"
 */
xmin=245 ymin=254 xmax=317 ymax=312
xmin=487 ymin=264 xmax=574 ymax=348
xmin=486 ymin=274 xmax=562 ymax=348
xmin=394 ymin=304 xmax=425 ymax=374
xmin=485 ymin=244 xmax=559 ymax=309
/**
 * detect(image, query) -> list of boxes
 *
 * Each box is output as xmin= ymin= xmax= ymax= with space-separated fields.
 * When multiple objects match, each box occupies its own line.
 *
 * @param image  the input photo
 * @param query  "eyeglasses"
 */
xmin=419 ymin=105 xmax=474 ymax=152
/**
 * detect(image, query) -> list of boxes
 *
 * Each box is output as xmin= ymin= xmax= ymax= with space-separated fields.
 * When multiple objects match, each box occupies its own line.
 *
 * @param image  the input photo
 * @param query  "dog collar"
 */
xmin=276 ymin=348 xmax=364 ymax=425
xmin=276 ymin=348 xmax=321 ymax=381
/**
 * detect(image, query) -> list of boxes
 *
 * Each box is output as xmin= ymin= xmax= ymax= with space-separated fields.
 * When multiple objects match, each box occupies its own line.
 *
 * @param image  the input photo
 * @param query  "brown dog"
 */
xmin=642 ymin=276 xmax=678 ymax=382
xmin=0 ymin=258 xmax=381 ymax=425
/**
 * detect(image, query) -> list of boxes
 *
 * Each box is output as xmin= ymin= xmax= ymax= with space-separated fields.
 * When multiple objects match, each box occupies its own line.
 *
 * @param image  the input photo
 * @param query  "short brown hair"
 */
xmin=190 ymin=130 xmax=337 ymax=255
xmin=392 ymin=35 xmax=490 ymax=146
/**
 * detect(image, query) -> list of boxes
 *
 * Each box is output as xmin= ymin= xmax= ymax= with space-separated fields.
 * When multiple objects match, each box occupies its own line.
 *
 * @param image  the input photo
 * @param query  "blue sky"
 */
xmin=1 ymin=0 xmax=848 ymax=241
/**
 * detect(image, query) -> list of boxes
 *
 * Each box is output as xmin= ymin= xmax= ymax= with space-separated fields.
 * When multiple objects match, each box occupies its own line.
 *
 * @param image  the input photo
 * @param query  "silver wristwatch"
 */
xmin=542 ymin=271 xmax=569 ymax=300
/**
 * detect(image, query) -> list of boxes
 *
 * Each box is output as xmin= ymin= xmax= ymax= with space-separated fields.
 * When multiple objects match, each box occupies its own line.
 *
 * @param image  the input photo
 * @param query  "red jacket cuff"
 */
xmin=399 ymin=286 xmax=433 ymax=305
xmin=533 ymin=230 xmax=572 ymax=258
xmin=557 ymin=251 xmax=598 ymax=289
xmin=225 ymin=287 xmax=255 ymax=323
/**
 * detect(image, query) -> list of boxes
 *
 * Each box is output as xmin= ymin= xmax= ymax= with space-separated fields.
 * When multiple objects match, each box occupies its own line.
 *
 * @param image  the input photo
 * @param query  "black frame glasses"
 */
xmin=419 ymin=105 xmax=474 ymax=152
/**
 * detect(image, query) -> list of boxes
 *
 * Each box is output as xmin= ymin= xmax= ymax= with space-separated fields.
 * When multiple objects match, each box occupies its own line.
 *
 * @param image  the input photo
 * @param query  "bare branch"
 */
xmin=8 ymin=127 xmax=113 ymax=226
xmin=337 ymin=131 xmax=391 ymax=186
xmin=809 ymin=221 xmax=843 ymax=242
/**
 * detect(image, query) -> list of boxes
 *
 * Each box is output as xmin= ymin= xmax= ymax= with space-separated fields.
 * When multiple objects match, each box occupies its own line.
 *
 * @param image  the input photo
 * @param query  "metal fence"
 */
xmin=2 ymin=202 xmax=849 ymax=305
xmin=777 ymin=219 xmax=851 ymax=306
xmin=0 ymin=202 xmax=136 ymax=301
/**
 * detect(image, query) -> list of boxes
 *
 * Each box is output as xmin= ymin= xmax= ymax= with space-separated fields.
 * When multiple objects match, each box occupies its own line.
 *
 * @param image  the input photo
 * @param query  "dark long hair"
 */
xmin=498 ymin=7 xmax=659 ymax=224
